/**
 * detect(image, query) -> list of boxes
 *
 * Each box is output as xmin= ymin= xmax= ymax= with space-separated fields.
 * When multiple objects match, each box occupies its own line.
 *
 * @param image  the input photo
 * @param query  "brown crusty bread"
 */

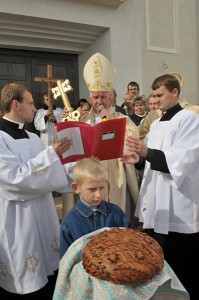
xmin=82 ymin=228 xmax=164 ymax=284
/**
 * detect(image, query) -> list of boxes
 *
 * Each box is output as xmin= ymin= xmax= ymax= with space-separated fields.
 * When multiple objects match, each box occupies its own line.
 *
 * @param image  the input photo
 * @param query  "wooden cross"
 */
xmin=34 ymin=64 xmax=63 ymax=112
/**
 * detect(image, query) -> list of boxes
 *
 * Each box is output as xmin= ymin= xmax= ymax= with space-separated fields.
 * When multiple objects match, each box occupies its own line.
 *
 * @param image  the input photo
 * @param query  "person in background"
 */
xmin=129 ymin=94 xmax=148 ymax=187
xmin=77 ymin=98 xmax=88 ymax=109
xmin=138 ymin=94 xmax=160 ymax=140
xmin=127 ymin=81 xmax=140 ymax=98
xmin=139 ymin=97 xmax=199 ymax=141
xmin=109 ymin=88 xmax=126 ymax=115
xmin=148 ymin=93 xmax=159 ymax=111
xmin=34 ymin=93 xmax=63 ymax=148
xmin=130 ymin=95 xmax=148 ymax=127
xmin=121 ymin=92 xmax=134 ymax=116
xmin=121 ymin=82 xmax=140 ymax=116
xmin=0 ymin=83 xmax=73 ymax=299
xmin=60 ymin=157 xmax=132 ymax=258
xmin=78 ymin=100 xmax=91 ymax=116
xmin=139 ymin=109 xmax=162 ymax=140
xmin=62 ymin=53 xmax=139 ymax=225
xmin=121 ymin=74 xmax=199 ymax=299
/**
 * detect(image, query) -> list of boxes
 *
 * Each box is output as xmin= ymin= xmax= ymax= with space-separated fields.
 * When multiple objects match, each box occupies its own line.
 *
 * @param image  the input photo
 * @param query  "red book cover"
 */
xmin=55 ymin=118 xmax=126 ymax=164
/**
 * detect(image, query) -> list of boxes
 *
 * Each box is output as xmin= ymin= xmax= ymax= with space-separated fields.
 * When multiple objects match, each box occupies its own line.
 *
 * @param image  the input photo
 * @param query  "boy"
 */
xmin=60 ymin=157 xmax=132 ymax=258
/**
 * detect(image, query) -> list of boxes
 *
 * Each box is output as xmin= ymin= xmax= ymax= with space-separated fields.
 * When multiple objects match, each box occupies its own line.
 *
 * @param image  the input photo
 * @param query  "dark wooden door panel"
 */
xmin=32 ymin=56 xmax=78 ymax=109
xmin=0 ymin=49 xmax=79 ymax=110
xmin=0 ymin=56 xmax=31 ymax=87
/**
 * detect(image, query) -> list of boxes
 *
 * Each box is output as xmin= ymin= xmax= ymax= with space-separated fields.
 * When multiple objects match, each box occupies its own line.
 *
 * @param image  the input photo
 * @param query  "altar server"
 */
xmin=121 ymin=74 xmax=199 ymax=299
xmin=34 ymin=93 xmax=63 ymax=148
xmin=0 ymin=83 xmax=73 ymax=299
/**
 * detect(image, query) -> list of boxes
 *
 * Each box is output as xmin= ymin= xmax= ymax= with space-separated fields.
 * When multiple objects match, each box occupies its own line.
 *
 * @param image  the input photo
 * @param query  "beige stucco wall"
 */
xmin=142 ymin=0 xmax=199 ymax=104
xmin=0 ymin=0 xmax=198 ymax=104
xmin=78 ymin=0 xmax=143 ymax=102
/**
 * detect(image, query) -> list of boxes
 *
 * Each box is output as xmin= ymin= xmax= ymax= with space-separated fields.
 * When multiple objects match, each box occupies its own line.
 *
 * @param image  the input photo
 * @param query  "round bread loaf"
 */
xmin=82 ymin=228 xmax=164 ymax=284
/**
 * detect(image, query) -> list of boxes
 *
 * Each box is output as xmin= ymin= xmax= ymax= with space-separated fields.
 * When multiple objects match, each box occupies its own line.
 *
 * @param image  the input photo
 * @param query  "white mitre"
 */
xmin=83 ymin=53 xmax=116 ymax=92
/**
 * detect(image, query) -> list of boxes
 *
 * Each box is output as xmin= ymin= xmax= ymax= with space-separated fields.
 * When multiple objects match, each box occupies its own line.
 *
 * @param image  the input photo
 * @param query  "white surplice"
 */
xmin=34 ymin=107 xmax=62 ymax=148
xmin=0 ymin=130 xmax=72 ymax=294
xmin=135 ymin=109 xmax=199 ymax=234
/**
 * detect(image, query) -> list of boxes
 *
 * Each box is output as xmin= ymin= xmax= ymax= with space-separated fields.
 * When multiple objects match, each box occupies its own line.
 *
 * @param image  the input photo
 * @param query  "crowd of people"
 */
xmin=0 ymin=52 xmax=199 ymax=300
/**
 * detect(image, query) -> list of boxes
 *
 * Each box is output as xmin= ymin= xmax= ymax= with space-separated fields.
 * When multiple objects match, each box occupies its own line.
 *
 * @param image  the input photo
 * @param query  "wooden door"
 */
xmin=0 ymin=49 xmax=79 ymax=109
xmin=0 ymin=49 xmax=79 ymax=133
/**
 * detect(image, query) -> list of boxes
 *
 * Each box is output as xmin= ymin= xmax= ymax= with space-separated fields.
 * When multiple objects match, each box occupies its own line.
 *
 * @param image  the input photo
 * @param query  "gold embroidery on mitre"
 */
xmin=83 ymin=53 xmax=116 ymax=92
xmin=93 ymin=56 xmax=102 ymax=79
xmin=24 ymin=255 xmax=39 ymax=273
xmin=0 ymin=260 xmax=9 ymax=280
xmin=32 ymin=164 xmax=49 ymax=176
xmin=51 ymin=236 xmax=60 ymax=253
xmin=88 ymin=81 xmax=113 ymax=92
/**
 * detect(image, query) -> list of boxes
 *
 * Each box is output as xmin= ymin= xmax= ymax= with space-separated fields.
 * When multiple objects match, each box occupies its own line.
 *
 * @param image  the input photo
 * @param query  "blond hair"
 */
xmin=123 ymin=92 xmax=134 ymax=101
xmin=73 ymin=157 xmax=107 ymax=185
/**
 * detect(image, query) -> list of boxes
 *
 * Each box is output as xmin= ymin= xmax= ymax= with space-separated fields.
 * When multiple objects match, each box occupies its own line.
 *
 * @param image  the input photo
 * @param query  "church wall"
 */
xmin=142 ymin=0 xmax=199 ymax=104
xmin=78 ymin=0 xmax=143 ymax=102
xmin=0 ymin=0 xmax=199 ymax=104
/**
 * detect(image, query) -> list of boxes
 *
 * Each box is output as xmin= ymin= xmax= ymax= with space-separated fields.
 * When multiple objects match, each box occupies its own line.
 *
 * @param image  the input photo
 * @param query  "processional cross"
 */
xmin=34 ymin=64 xmax=63 ymax=113
xmin=34 ymin=65 xmax=80 ymax=121
xmin=52 ymin=79 xmax=80 ymax=121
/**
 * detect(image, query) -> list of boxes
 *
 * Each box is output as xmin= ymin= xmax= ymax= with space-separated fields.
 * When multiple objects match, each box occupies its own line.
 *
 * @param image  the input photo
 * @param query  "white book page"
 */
xmin=57 ymin=127 xmax=85 ymax=158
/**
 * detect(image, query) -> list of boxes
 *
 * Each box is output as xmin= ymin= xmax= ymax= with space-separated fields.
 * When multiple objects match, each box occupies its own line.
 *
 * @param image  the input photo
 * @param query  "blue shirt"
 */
xmin=60 ymin=198 xmax=132 ymax=258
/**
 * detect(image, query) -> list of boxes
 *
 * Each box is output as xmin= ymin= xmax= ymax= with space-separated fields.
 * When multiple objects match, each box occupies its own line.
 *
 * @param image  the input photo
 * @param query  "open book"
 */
xmin=55 ymin=118 xmax=126 ymax=164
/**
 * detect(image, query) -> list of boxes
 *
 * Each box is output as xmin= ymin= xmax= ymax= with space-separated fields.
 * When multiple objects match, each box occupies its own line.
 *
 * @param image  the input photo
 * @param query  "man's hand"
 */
xmin=48 ymin=114 xmax=56 ymax=122
xmin=61 ymin=108 xmax=70 ymax=120
xmin=120 ymin=152 xmax=139 ymax=164
xmin=125 ymin=136 xmax=148 ymax=157
xmin=98 ymin=108 xmax=109 ymax=121
xmin=46 ymin=109 xmax=53 ymax=117
xmin=52 ymin=137 xmax=72 ymax=156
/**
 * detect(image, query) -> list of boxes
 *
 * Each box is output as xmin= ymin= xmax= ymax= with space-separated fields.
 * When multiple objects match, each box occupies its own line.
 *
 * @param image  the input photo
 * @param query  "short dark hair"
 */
xmin=152 ymin=74 xmax=180 ymax=96
xmin=77 ymin=98 xmax=88 ymax=107
xmin=127 ymin=81 xmax=140 ymax=92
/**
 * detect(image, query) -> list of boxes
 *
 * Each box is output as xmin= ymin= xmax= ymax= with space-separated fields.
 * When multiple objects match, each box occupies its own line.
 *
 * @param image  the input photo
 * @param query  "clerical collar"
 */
xmin=135 ymin=112 xmax=147 ymax=118
xmin=160 ymin=103 xmax=183 ymax=121
xmin=3 ymin=116 xmax=25 ymax=129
